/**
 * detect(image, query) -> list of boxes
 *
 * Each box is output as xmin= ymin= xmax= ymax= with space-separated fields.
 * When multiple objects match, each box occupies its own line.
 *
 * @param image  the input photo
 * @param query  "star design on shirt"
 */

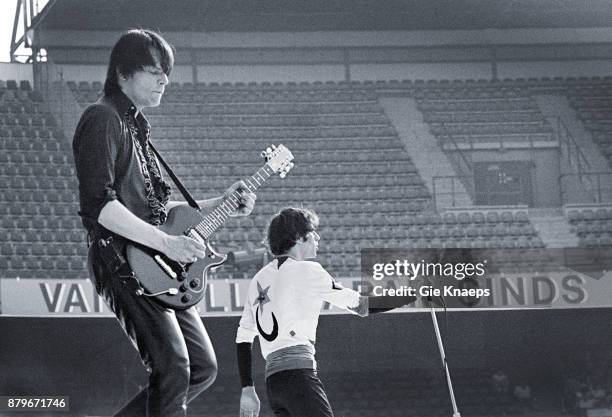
xmin=253 ymin=281 xmax=271 ymax=314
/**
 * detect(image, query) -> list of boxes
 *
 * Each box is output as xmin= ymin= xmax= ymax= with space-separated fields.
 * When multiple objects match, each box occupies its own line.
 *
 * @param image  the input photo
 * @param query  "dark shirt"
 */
xmin=72 ymin=91 xmax=171 ymax=239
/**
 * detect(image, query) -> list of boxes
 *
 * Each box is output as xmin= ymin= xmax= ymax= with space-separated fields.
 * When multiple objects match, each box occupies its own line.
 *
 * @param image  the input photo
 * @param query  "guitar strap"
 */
xmin=149 ymin=141 xmax=201 ymax=211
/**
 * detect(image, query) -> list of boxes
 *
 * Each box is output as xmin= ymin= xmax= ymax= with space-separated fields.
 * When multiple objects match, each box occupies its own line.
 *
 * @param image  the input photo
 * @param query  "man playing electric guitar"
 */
xmin=72 ymin=29 xmax=256 ymax=417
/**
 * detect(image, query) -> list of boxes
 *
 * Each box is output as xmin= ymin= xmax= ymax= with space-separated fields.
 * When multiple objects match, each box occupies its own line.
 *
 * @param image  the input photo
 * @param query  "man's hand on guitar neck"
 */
xmin=164 ymin=181 xmax=256 ymax=216
xmin=224 ymin=181 xmax=257 ymax=217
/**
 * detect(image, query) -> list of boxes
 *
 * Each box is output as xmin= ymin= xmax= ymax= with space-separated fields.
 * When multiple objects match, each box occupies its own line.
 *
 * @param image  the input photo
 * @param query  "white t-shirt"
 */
xmin=236 ymin=257 xmax=362 ymax=359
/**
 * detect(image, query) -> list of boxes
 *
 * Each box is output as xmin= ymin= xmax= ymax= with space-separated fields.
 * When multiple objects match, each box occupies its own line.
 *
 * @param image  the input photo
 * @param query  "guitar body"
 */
xmin=125 ymin=143 xmax=294 ymax=310
xmin=126 ymin=205 xmax=227 ymax=309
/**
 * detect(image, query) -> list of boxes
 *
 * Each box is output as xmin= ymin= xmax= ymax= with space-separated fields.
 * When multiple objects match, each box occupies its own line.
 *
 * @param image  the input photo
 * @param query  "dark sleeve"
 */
xmin=72 ymin=105 xmax=122 ymax=227
xmin=368 ymin=294 xmax=417 ymax=314
xmin=237 ymin=342 xmax=254 ymax=387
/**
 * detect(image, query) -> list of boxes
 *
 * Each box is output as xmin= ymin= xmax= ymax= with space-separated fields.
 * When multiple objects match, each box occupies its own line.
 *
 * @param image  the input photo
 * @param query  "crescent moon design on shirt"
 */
xmin=256 ymin=306 xmax=278 ymax=342
xmin=254 ymin=281 xmax=278 ymax=341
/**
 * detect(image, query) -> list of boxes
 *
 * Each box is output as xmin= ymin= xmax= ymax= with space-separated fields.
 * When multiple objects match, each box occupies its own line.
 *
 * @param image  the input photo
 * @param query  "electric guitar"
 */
xmin=126 ymin=145 xmax=294 ymax=309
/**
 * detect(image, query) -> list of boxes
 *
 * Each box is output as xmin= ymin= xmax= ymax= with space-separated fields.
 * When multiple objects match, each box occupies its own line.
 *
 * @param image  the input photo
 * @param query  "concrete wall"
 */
xmin=46 ymin=64 xmax=105 ymax=83
xmin=350 ymin=62 xmax=492 ymax=81
xmin=498 ymin=60 xmax=612 ymax=79
xmin=196 ymin=64 xmax=345 ymax=83
xmin=34 ymin=59 xmax=612 ymax=85
xmin=34 ymin=64 xmax=193 ymax=84
xmin=0 ymin=63 xmax=33 ymax=82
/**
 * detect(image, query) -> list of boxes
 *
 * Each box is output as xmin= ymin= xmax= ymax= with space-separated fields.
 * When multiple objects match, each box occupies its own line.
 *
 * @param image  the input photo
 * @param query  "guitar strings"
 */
xmin=193 ymin=165 xmax=273 ymax=240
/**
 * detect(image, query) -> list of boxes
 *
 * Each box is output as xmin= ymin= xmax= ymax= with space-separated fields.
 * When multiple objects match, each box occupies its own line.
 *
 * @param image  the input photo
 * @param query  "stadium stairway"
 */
xmin=535 ymin=94 xmax=612 ymax=202
xmin=528 ymin=208 xmax=579 ymax=248
xmin=379 ymin=97 xmax=473 ymax=207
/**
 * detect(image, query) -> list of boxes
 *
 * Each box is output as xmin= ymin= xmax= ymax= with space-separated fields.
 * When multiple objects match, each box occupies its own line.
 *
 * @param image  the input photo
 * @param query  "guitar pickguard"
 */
xmin=154 ymin=254 xmax=179 ymax=279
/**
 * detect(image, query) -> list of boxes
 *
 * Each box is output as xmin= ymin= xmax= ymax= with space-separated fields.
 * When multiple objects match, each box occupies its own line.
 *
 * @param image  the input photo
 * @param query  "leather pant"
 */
xmin=88 ymin=244 xmax=217 ymax=417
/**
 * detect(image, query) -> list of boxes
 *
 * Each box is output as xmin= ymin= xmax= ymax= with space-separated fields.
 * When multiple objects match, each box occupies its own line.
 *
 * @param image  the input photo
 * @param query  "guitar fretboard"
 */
xmin=192 ymin=164 xmax=274 ymax=240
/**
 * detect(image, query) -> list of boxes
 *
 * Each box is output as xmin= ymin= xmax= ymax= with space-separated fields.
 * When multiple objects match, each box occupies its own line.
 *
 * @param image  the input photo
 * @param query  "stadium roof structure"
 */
xmin=36 ymin=0 xmax=612 ymax=32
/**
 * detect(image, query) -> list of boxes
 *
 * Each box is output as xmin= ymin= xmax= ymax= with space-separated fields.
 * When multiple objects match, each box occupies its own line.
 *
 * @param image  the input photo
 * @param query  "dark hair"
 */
xmin=104 ymin=29 xmax=174 ymax=95
xmin=267 ymin=207 xmax=319 ymax=256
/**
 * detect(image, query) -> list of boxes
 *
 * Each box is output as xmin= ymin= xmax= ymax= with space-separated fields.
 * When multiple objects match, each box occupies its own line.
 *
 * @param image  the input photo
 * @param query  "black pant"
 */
xmin=88 ymin=245 xmax=217 ymax=417
xmin=266 ymin=369 xmax=334 ymax=417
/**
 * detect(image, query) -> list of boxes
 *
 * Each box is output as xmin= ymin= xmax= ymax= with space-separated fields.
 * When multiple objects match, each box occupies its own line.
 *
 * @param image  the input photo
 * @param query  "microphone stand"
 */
xmin=427 ymin=295 xmax=461 ymax=417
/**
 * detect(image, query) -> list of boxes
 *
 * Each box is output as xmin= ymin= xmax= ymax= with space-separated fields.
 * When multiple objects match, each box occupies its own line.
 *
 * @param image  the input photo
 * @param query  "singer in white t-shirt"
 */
xmin=235 ymin=207 xmax=415 ymax=417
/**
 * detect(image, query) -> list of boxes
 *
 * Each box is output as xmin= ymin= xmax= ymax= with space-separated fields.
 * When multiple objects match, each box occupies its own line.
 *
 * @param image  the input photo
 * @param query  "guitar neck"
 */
xmin=192 ymin=164 xmax=274 ymax=240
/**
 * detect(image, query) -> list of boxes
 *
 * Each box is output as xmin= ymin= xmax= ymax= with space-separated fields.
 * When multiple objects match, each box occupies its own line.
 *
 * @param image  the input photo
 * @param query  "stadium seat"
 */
xmin=19 ymin=80 xmax=32 ymax=91
xmin=486 ymin=211 xmax=500 ymax=223
xmin=500 ymin=211 xmax=514 ymax=223
xmin=472 ymin=211 xmax=485 ymax=224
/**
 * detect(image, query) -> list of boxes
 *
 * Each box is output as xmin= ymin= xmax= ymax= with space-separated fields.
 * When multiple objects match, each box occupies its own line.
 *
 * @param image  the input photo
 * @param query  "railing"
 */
xmin=560 ymin=172 xmax=612 ymax=205
xmin=440 ymin=126 xmax=475 ymax=196
xmin=33 ymin=58 xmax=83 ymax=142
xmin=553 ymin=116 xmax=591 ymax=175
xmin=549 ymin=115 xmax=600 ymax=201
xmin=410 ymin=122 xmax=475 ymax=208
xmin=432 ymin=175 xmax=475 ymax=211
xmin=439 ymin=132 xmax=557 ymax=150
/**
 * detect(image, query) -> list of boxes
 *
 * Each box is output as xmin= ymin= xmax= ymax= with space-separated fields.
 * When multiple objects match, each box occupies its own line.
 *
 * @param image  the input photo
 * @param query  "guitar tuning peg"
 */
xmin=266 ymin=147 xmax=272 ymax=154
xmin=271 ymin=144 xmax=277 ymax=149
xmin=279 ymin=171 xmax=287 ymax=179
xmin=261 ymin=150 xmax=268 ymax=159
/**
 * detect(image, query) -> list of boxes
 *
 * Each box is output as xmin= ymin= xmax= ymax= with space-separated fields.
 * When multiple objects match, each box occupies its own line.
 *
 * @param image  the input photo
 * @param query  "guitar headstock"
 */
xmin=262 ymin=144 xmax=294 ymax=179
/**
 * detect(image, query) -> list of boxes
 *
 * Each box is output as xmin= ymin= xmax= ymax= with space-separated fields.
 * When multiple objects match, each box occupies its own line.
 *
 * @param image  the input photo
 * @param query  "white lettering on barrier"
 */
xmin=0 ymin=271 xmax=605 ymax=316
